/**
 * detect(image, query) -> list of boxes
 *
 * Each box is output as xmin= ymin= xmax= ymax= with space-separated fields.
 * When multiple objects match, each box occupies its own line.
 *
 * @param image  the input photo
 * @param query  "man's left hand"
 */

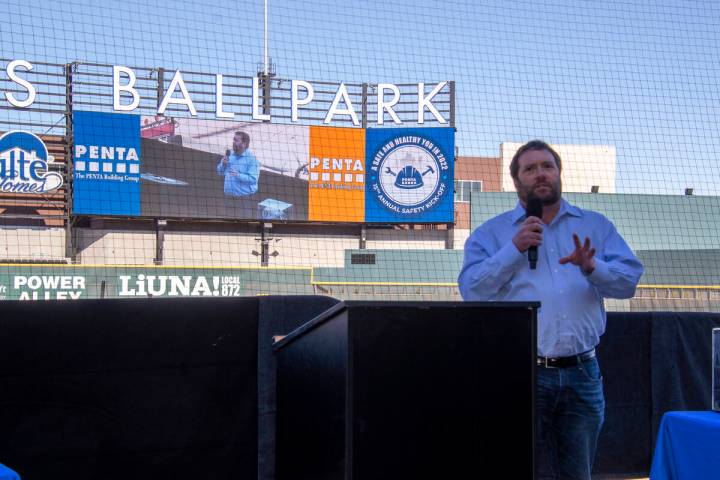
xmin=559 ymin=233 xmax=596 ymax=275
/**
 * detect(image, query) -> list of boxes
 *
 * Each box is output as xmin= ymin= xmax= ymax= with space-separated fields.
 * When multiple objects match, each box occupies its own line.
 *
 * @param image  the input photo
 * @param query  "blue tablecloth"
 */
xmin=651 ymin=411 xmax=720 ymax=480
xmin=0 ymin=463 xmax=20 ymax=480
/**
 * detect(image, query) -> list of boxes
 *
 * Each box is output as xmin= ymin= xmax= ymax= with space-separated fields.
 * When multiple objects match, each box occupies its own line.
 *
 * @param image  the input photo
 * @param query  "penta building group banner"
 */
xmin=71 ymin=111 xmax=454 ymax=223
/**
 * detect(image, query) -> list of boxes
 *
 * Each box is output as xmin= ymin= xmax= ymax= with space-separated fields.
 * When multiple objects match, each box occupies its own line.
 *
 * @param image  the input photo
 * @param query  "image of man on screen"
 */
xmin=217 ymin=131 xmax=259 ymax=197
xmin=457 ymin=139 xmax=643 ymax=480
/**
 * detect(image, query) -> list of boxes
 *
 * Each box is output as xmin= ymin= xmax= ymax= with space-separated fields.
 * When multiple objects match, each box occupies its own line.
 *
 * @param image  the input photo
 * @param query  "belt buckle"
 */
xmin=539 ymin=357 xmax=557 ymax=368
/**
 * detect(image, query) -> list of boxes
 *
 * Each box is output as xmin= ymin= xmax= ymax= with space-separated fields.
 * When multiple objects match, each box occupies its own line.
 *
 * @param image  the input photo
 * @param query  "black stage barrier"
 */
xmin=650 ymin=312 xmax=720 ymax=435
xmin=1 ymin=297 xmax=719 ymax=480
xmin=595 ymin=311 xmax=720 ymax=478
xmin=0 ymin=297 xmax=259 ymax=480
xmin=257 ymin=295 xmax=340 ymax=480
xmin=595 ymin=312 xmax=653 ymax=476
xmin=273 ymin=301 xmax=539 ymax=480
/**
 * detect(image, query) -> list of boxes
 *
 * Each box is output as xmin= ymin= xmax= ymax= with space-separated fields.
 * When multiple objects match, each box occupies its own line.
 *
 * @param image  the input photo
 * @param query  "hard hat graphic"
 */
xmin=395 ymin=165 xmax=424 ymax=189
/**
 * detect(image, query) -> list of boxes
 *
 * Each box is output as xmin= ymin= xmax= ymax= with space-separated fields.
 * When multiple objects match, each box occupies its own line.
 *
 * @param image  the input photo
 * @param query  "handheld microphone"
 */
xmin=526 ymin=197 xmax=543 ymax=270
xmin=225 ymin=149 xmax=231 ymax=157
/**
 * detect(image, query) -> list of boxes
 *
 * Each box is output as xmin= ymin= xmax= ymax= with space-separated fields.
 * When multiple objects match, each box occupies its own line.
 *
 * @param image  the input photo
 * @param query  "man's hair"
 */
xmin=509 ymin=140 xmax=562 ymax=179
xmin=234 ymin=131 xmax=250 ymax=145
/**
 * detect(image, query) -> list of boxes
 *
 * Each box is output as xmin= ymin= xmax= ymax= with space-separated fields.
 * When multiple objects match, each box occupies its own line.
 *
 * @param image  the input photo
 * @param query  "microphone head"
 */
xmin=225 ymin=149 xmax=231 ymax=157
xmin=526 ymin=196 xmax=543 ymax=219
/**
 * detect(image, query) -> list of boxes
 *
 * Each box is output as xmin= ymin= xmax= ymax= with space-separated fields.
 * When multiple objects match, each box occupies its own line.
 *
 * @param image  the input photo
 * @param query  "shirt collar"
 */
xmin=511 ymin=198 xmax=582 ymax=225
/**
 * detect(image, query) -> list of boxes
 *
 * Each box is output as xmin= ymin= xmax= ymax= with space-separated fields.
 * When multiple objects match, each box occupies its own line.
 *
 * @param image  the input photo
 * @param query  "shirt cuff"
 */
xmin=586 ymin=258 xmax=612 ymax=283
xmin=495 ymin=240 xmax=527 ymax=270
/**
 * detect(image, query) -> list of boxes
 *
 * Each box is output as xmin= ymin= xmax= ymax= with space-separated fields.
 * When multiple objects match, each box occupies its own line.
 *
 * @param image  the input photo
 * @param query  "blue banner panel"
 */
xmin=72 ymin=111 xmax=141 ymax=215
xmin=365 ymin=127 xmax=454 ymax=223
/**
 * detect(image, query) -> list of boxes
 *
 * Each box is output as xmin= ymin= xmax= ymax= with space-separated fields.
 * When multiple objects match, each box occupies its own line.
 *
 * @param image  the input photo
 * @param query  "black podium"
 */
xmin=274 ymin=301 xmax=538 ymax=479
xmin=0 ymin=297 xmax=259 ymax=480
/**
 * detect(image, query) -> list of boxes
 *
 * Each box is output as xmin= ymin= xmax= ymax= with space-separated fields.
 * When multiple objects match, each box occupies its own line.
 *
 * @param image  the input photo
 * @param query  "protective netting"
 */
xmin=1 ymin=0 xmax=718 ymax=310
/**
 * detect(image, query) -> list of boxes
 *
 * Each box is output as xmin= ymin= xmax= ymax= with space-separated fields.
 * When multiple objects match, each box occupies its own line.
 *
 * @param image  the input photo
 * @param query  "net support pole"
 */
xmin=64 ymin=62 xmax=76 ymax=261
xmin=154 ymin=219 xmax=166 ymax=265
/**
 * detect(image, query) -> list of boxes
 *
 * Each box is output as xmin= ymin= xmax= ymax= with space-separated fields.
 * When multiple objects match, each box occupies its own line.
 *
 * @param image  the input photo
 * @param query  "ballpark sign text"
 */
xmin=3 ymin=59 xmax=449 ymax=126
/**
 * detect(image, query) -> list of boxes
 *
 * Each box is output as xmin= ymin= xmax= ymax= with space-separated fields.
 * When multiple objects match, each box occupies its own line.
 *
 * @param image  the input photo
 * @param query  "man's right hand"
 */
xmin=221 ymin=155 xmax=229 ymax=166
xmin=512 ymin=217 xmax=543 ymax=252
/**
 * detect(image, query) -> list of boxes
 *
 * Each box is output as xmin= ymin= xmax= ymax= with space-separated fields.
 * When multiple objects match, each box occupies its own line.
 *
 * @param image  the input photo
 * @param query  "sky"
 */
xmin=2 ymin=0 xmax=719 ymax=195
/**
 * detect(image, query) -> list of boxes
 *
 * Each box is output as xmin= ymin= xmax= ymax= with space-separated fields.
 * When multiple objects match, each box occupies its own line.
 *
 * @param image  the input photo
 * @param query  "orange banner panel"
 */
xmin=308 ymin=126 xmax=365 ymax=222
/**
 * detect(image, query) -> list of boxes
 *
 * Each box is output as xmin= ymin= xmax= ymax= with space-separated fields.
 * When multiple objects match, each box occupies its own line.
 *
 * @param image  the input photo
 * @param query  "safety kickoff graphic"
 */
xmin=71 ymin=111 xmax=454 ymax=223
xmin=365 ymin=128 xmax=454 ymax=223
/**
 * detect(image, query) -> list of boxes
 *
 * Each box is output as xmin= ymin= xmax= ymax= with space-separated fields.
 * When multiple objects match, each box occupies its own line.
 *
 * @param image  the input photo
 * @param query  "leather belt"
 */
xmin=537 ymin=348 xmax=596 ymax=368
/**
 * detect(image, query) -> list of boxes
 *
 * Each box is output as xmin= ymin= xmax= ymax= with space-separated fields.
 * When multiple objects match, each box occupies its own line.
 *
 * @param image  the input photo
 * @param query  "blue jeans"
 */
xmin=536 ymin=356 xmax=605 ymax=480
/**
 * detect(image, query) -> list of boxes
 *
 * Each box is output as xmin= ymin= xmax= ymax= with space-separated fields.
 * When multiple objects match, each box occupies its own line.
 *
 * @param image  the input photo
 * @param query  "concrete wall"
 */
xmin=163 ymin=232 xmax=259 ymax=266
xmin=0 ymin=228 xmax=66 ymax=261
xmin=70 ymin=227 xmax=450 ymax=267
xmin=453 ymin=228 xmax=471 ymax=251
xmin=261 ymin=233 xmax=358 ymax=268
xmin=76 ymin=230 xmax=155 ymax=265
xmin=366 ymin=228 xmax=446 ymax=250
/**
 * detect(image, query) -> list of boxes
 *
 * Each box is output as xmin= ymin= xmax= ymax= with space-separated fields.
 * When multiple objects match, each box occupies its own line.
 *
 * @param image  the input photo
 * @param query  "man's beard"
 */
xmin=520 ymin=180 xmax=561 ymax=205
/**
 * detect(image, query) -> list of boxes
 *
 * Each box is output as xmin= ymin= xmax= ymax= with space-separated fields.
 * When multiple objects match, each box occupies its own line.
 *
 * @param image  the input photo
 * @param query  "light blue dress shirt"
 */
xmin=217 ymin=150 xmax=259 ymax=196
xmin=458 ymin=199 xmax=643 ymax=357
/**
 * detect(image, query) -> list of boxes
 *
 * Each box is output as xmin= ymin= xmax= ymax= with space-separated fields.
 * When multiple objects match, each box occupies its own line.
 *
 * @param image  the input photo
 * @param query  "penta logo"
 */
xmin=369 ymin=135 xmax=449 ymax=215
xmin=0 ymin=131 xmax=63 ymax=194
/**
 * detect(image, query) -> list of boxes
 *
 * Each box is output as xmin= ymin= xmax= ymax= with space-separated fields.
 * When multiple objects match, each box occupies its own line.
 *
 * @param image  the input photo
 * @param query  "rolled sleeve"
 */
xmin=587 ymin=258 xmax=612 ymax=283
xmin=586 ymin=224 xmax=644 ymax=299
xmin=458 ymin=230 xmax=525 ymax=301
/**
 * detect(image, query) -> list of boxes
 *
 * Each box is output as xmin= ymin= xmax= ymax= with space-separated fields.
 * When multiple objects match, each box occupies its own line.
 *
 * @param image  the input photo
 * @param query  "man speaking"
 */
xmin=217 ymin=130 xmax=259 ymax=197
xmin=457 ymin=140 xmax=643 ymax=480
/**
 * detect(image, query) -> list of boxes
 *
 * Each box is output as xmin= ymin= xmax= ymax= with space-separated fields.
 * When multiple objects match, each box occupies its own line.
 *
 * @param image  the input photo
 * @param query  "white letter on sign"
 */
xmin=6 ymin=60 xmax=37 ymax=108
xmin=324 ymin=83 xmax=359 ymax=126
xmin=291 ymin=80 xmax=314 ymax=122
xmin=113 ymin=65 xmax=140 ymax=112
xmin=215 ymin=74 xmax=234 ymax=119
xmin=377 ymin=83 xmax=401 ymax=125
xmin=417 ymin=82 xmax=447 ymax=124
xmin=252 ymin=77 xmax=271 ymax=121
xmin=158 ymin=70 xmax=197 ymax=116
